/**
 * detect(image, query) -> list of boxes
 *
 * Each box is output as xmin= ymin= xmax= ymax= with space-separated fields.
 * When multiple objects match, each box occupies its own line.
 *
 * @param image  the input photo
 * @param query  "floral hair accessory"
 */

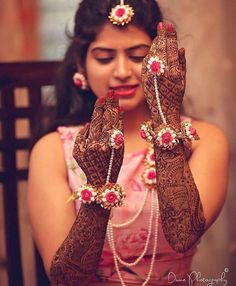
xmin=96 ymin=183 xmax=126 ymax=210
xmin=108 ymin=0 xmax=134 ymax=26
xmin=109 ymin=129 xmax=124 ymax=149
xmin=147 ymin=56 xmax=165 ymax=76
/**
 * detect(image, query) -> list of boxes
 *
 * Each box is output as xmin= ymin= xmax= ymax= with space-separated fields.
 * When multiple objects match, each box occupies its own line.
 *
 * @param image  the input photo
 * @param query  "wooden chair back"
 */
xmin=0 ymin=61 xmax=60 ymax=286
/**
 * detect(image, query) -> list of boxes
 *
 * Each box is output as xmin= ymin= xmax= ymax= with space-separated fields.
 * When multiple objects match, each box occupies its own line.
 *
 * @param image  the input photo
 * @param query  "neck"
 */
xmin=123 ymin=102 xmax=150 ymax=154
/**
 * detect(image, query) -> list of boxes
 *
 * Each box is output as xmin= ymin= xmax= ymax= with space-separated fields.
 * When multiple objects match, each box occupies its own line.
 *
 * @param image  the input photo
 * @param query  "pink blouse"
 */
xmin=57 ymin=125 xmax=198 ymax=285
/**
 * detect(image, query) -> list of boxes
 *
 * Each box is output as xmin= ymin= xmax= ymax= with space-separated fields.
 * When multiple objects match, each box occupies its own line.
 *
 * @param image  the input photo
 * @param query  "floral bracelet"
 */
xmin=140 ymin=121 xmax=199 ymax=150
xmin=68 ymin=182 xmax=126 ymax=210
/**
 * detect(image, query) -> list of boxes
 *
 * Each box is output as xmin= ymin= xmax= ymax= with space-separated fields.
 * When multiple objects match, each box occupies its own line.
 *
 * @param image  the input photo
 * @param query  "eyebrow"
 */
xmin=90 ymin=44 xmax=150 ymax=54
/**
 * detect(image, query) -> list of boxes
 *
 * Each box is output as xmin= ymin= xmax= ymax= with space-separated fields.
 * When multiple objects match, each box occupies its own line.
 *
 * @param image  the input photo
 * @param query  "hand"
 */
xmin=73 ymin=92 xmax=124 ymax=188
xmin=142 ymin=23 xmax=186 ymax=130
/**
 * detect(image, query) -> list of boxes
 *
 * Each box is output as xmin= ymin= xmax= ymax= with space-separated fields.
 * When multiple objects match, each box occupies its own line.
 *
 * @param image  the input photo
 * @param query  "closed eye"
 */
xmin=95 ymin=57 xmax=114 ymax=64
xmin=129 ymin=55 xmax=146 ymax=63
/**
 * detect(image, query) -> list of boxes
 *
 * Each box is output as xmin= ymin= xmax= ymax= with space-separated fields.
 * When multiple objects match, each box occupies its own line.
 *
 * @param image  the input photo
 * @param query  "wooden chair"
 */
xmin=0 ymin=61 xmax=60 ymax=286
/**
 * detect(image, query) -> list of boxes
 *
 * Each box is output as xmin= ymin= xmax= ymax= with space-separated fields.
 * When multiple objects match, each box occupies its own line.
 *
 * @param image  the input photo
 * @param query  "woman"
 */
xmin=27 ymin=0 xmax=229 ymax=285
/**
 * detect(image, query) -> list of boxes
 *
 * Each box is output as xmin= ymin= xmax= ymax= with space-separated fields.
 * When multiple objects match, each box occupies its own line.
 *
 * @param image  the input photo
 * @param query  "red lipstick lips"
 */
xmin=111 ymin=85 xmax=139 ymax=98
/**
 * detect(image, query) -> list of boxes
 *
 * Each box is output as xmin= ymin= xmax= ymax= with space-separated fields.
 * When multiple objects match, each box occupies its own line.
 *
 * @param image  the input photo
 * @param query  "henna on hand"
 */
xmin=50 ymin=92 xmax=124 ymax=285
xmin=73 ymin=92 xmax=124 ymax=187
xmin=154 ymin=144 xmax=205 ymax=253
xmin=142 ymin=23 xmax=205 ymax=252
xmin=142 ymin=23 xmax=186 ymax=130
xmin=50 ymin=204 xmax=110 ymax=286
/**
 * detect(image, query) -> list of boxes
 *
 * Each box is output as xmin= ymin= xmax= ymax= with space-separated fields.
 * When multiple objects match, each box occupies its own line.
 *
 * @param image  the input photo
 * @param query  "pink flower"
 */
xmin=74 ymin=78 xmax=82 ymax=87
xmin=161 ymin=131 xmax=173 ymax=144
xmin=150 ymin=153 xmax=155 ymax=162
xmin=150 ymin=61 xmax=161 ymax=73
xmin=147 ymin=170 xmax=156 ymax=180
xmin=81 ymin=189 xmax=92 ymax=202
xmin=105 ymin=191 xmax=118 ymax=204
xmin=189 ymin=126 xmax=197 ymax=136
xmin=115 ymin=229 xmax=150 ymax=259
xmin=114 ymin=134 xmax=124 ymax=146
xmin=140 ymin=129 xmax=147 ymax=139
xmin=116 ymin=8 xmax=125 ymax=17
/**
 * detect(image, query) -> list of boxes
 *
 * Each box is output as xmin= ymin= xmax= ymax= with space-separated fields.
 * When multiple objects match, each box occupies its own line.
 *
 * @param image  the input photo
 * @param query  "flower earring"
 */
xmin=73 ymin=72 xmax=88 ymax=90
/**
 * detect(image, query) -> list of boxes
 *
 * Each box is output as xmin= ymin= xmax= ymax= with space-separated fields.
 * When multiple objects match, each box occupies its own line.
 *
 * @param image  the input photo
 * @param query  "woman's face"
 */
xmin=85 ymin=23 xmax=152 ymax=111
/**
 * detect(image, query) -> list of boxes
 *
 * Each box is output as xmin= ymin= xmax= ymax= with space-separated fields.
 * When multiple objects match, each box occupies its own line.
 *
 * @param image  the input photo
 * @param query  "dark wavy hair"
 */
xmin=47 ymin=0 xmax=163 ymax=133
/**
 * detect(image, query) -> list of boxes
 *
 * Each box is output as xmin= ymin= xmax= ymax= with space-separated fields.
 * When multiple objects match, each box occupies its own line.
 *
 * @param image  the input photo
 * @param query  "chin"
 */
xmin=119 ymin=98 xmax=145 ymax=112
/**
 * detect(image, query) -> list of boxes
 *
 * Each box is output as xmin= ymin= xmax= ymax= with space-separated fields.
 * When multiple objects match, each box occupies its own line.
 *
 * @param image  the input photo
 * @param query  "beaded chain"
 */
xmin=154 ymin=76 xmax=167 ymax=125
xmin=106 ymin=145 xmax=160 ymax=285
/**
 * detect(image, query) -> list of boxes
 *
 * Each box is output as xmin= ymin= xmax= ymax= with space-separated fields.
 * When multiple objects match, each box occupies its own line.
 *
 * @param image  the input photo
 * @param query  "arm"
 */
xmin=27 ymin=94 xmax=124 ymax=285
xmin=142 ymin=23 xmax=228 ymax=252
xmin=49 ymin=93 xmax=124 ymax=285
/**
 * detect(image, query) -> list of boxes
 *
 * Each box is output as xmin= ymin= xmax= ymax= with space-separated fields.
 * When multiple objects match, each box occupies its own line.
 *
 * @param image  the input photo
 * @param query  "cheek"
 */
xmin=135 ymin=64 xmax=142 ymax=80
xmin=89 ymin=79 xmax=107 ymax=98
xmin=86 ymin=67 xmax=107 ymax=98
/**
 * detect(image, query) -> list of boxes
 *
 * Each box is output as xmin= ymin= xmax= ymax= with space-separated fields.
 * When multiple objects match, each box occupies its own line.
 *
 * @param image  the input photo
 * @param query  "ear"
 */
xmin=76 ymin=61 xmax=86 ymax=75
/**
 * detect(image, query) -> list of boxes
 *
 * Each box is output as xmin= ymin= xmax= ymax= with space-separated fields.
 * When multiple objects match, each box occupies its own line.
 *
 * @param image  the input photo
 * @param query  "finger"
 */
xmin=178 ymin=47 xmax=186 ymax=72
xmin=87 ymin=97 xmax=105 ymax=141
xmin=118 ymin=106 xmax=124 ymax=133
xmin=149 ymin=22 xmax=167 ymax=63
xmin=102 ymin=90 xmax=120 ymax=133
xmin=166 ymin=23 xmax=180 ymax=79
xmin=75 ymin=123 xmax=90 ymax=143
xmin=178 ymin=47 xmax=186 ymax=89
xmin=114 ymin=107 xmax=124 ymax=166
xmin=73 ymin=123 xmax=90 ymax=155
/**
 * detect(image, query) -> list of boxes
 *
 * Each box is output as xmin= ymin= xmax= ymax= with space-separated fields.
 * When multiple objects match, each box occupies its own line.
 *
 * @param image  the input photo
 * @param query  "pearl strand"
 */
xmin=106 ymin=148 xmax=115 ymax=183
xmin=107 ymin=191 xmax=159 ymax=286
xmin=107 ymin=189 xmax=154 ymax=267
xmin=154 ymin=75 xmax=167 ymax=125
xmin=111 ymin=188 xmax=149 ymax=228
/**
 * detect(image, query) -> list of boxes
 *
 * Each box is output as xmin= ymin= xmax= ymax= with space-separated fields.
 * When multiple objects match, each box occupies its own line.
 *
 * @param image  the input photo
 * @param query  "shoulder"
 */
xmin=29 ymin=131 xmax=67 ymax=176
xmin=191 ymin=119 xmax=229 ymax=154
xmin=31 ymin=131 xmax=63 ymax=158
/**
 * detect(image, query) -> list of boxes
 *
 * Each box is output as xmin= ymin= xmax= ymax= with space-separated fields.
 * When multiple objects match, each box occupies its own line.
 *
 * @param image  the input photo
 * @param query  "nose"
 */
xmin=113 ymin=55 xmax=132 ymax=81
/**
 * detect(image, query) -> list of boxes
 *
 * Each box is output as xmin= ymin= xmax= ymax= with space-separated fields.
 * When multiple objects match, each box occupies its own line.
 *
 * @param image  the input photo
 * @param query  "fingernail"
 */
xmin=118 ymin=106 xmax=123 ymax=113
xmin=167 ymin=23 xmax=173 ymax=32
xmin=99 ymin=96 xmax=105 ymax=105
xmin=157 ymin=22 xmax=164 ymax=31
xmin=108 ymin=90 xmax=114 ymax=99
xmin=113 ymin=92 xmax=118 ymax=101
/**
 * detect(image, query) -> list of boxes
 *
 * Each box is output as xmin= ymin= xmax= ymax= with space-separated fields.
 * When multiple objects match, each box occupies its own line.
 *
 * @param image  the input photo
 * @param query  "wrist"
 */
xmin=141 ymin=119 xmax=199 ymax=151
xmin=69 ymin=182 xmax=126 ymax=210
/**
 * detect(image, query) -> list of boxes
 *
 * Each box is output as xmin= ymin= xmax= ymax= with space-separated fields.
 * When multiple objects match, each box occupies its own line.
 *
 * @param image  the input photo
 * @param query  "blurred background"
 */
xmin=0 ymin=0 xmax=235 ymax=285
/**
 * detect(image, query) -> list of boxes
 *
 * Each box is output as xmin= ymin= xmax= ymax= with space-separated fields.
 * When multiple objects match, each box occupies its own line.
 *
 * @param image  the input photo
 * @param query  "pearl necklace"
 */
xmin=106 ymin=144 xmax=159 ymax=285
xmin=107 ymin=190 xmax=159 ymax=286
xmin=111 ymin=187 xmax=149 ymax=228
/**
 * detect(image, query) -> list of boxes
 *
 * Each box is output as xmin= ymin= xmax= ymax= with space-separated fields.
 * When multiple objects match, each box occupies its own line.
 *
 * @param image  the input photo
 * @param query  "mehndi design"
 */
xmin=142 ymin=23 xmax=205 ymax=252
xmin=50 ymin=92 xmax=124 ymax=285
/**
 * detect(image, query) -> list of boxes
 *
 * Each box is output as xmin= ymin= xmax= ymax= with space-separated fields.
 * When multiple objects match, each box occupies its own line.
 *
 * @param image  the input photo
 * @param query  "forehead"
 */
xmin=89 ymin=23 xmax=152 ymax=50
